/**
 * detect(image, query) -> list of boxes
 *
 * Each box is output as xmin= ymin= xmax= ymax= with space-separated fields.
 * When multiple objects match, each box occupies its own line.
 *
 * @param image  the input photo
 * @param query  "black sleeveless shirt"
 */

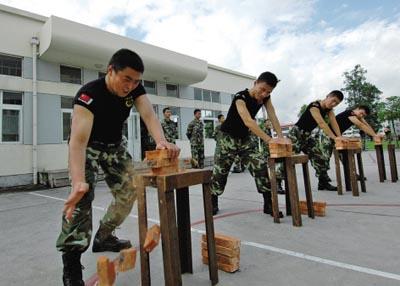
xmin=295 ymin=101 xmax=331 ymax=132
xmin=73 ymin=77 xmax=146 ymax=143
xmin=221 ymin=89 xmax=270 ymax=139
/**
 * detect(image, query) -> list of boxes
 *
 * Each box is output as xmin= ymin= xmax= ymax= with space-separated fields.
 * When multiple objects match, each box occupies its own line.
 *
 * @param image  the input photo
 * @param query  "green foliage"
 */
xmin=298 ymin=104 xmax=307 ymax=118
xmin=341 ymin=64 xmax=382 ymax=131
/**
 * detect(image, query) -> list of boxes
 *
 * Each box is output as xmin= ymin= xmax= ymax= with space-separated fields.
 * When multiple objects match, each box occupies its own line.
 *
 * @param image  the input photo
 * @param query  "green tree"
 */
xmin=298 ymin=104 xmax=307 ymax=118
xmin=378 ymin=96 xmax=400 ymax=144
xmin=341 ymin=65 xmax=382 ymax=131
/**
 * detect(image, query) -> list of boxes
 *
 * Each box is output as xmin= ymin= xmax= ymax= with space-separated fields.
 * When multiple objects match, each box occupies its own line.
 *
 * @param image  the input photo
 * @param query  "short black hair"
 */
xmin=328 ymin=90 xmax=344 ymax=101
xmin=357 ymin=105 xmax=370 ymax=115
xmin=163 ymin=107 xmax=170 ymax=114
xmin=257 ymin=72 xmax=279 ymax=88
xmin=217 ymin=114 xmax=224 ymax=120
xmin=108 ymin=49 xmax=144 ymax=73
xmin=194 ymin=109 xmax=201 ymax=114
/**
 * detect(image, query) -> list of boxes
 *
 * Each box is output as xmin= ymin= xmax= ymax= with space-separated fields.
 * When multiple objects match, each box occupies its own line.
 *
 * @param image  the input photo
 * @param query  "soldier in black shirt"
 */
xmin=287 ymin=91 xmax=348 ymax=191
xmin=56 ymin=49 xmax=180 ymax=286
xmin=211 ymin=71 xmax=289 ymax=217
xmin=321 ymin=105 xmax=384 ymax=158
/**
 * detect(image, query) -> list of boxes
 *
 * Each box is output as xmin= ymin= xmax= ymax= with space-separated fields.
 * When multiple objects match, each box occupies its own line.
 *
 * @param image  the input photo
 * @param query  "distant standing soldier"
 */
xmin=186 ymin=109 xmax=204 ymax=168
xmin=161 ymin=107 xmax=179 ymax=144
xmin=212 ymin=114 xmax=225 ymax=143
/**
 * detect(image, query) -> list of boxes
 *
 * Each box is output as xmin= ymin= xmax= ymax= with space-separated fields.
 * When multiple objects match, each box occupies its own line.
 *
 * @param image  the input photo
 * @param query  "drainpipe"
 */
xmin=30 ymin=37 xmax=39 ymax=184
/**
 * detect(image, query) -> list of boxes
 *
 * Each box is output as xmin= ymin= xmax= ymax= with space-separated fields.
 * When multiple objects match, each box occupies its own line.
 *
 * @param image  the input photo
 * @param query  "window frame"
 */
xmin=60 ymin=64 xmax=82 ymax=84
xmin=166 ymin=84 xmax=179 ymax=97
xmin=0 ymin=91 xmax=23 ymax=143
xmin=0 ymin=54 xmax=22 ymax=77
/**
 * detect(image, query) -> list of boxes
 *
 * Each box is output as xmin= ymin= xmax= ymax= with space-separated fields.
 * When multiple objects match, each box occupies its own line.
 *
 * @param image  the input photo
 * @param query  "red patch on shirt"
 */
xmin=78 ymin=93 xmax=93 ymax=105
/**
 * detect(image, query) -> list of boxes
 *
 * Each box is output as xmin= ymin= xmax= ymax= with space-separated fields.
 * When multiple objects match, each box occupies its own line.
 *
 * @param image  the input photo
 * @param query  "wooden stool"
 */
xmin=375 ymin=144 xmax=387 ymax=182
xmin=333 ymin=148 xmax=366 ymax=196
xmin=269 ymin=154 xmax=314 ymax=227
xmin=388 ymin=144 xmax=398 ymax=182
xmin=136 ymin=169 xmax=218 ymax=286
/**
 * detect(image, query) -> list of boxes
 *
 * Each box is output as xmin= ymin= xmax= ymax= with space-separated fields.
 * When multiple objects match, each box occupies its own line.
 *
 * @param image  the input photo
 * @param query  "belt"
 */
xmin=89 ymin=139 xmax=123 ymax=149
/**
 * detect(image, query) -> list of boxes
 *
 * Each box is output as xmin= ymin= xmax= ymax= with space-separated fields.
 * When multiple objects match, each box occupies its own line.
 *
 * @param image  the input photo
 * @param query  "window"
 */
xmin=1 ymin=91 xmax=22 ymax=142
xmin=166 ymin=84 xmax=179 ymax=97
xmin=203 ymin=90 xmax=211 ymax=102
xmin=194 ymin=88 xmax=201 ymax=101
xmin=60 ymin=65 xmax=82 ymax=84
xmin=61 ymin=97 xmax=73 ymax=141
xmin=0 ymin=54 xmax=22 ymax=76
xmin=194 ymin=88 xmax=220 ymax=103
xmin=143 ymin=80 xmax=157 ymax=94
xmin=211 ymin=91 xmax=221 ymax=103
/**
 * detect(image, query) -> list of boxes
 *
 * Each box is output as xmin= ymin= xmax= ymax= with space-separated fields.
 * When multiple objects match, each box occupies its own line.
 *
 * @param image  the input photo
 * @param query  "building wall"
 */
xmin=0 ymin=4 xmax=255 ymax=187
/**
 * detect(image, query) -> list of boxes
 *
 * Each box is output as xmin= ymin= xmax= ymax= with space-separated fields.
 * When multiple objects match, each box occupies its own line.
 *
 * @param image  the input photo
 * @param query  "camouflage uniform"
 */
xmin=186 ymin=119 xmax=204 ymax=168
xmin=161 ymin=119 xmax=178 ymax=144
xmin=56 ymin=137 xmax=136 ymax=253
xmin=212 ymin=131 xmax=270 ymax=195
xmin=286 ymin=126 xmax=330 ymax=179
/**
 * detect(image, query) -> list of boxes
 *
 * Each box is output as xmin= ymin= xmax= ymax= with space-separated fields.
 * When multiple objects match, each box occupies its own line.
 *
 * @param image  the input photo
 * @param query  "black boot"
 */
xmin=62 ymin=252 xmax=84 ymax=286
xmin=262 ymin=192 xmax=283 ymax=218
xmin=92 ymin=221 xmax=132 ymax=252
xmin=211 ymin=194 xmax=219 ymax=216
xmin=276 ymin=180 xmax=285 ymax=195
xmin=318 ymin=177 xmax=337 ymax=191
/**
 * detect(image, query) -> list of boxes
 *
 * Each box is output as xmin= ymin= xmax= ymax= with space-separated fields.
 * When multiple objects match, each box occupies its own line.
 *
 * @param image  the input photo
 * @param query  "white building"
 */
xmin=0 ymin=4 xmax=255 ymax=187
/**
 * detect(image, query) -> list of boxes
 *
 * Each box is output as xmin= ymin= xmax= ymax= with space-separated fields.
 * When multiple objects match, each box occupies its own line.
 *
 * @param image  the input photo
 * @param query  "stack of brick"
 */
xmin=299 ymin=200 xmax=327 ymax=217
xmin=269 ymin=139 xmax=292 ymax=158
xmin=335 ymin=137 xmax=361 ymax=150
xmin=201 ymin=233 xmax=240 ymax=273
xmin=145 ymin=149 xmax=179 ymax=175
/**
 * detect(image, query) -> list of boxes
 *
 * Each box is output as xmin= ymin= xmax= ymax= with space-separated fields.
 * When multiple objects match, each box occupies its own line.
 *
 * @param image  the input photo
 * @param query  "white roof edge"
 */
xmin=0 ymin=4 xmax=47 ymax=22
xmin=208 ymin=63 xmax=256 ymax=80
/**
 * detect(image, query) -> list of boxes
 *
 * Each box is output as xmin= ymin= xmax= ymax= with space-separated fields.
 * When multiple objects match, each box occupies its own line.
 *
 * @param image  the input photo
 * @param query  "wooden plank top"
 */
xmin=136 ymin=169 xmax=212 ymax=191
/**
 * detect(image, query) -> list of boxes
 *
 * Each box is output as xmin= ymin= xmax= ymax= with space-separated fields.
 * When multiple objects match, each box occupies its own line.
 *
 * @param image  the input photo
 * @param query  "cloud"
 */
xmin=1 ymin=0 xmax=399 ymax=124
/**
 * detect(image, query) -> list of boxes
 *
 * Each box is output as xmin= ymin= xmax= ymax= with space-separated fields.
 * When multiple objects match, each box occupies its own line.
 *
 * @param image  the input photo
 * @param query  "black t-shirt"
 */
xmin=295 ymin=101 xmax=331 ymax=132
xmin=221 ymin=89 xmax=270 ymax=139
xmin=73 ymin=77 xmax=146 ymax=143
xmin=333 ymin=110 xmax=355 ymax=133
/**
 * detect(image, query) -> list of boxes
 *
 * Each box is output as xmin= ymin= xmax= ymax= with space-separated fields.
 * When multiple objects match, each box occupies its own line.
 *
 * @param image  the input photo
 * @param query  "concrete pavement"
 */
xmin=1 ymin=149 xmax=399 ymax=286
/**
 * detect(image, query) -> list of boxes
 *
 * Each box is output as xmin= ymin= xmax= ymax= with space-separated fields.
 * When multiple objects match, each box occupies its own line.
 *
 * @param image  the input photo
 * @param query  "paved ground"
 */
xmin=1 ymin=149 xmax=399 ymax=286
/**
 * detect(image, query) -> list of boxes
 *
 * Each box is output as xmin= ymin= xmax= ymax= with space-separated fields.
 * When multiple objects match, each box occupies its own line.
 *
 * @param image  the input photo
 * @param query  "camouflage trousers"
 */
xmin=284 ymin=126 xmax=330 ymax=179
xmin=191 ymin=144 xmax=205 ymax=169
xmin=261 ymin=141 xmax=284 ymax=181
xmin=320 ymin=132 xmax=335 ymax=163
xmin=56 ymin=138 xmax=137 ymax=253
xmin=211 ymin=131 xmax=270 ymax=195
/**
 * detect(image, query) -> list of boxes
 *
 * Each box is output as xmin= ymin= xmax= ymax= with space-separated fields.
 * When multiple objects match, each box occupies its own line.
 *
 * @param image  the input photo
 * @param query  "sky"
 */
xmin=1 ymin=0 xmax=399 ymax=124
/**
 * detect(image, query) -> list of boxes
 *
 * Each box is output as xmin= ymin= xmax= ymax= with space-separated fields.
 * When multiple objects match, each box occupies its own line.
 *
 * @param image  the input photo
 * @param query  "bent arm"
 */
xmin=236 ymin=100 xmax=271 ymax=143
xmin=310 ymin=107 xmax=338 ymax=140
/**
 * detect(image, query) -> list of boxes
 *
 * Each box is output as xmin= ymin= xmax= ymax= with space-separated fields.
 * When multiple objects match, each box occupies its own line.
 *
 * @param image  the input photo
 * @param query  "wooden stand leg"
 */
xmin=285 ymin=158 xmax=302 ymax=227
xmin=202 ymin=182 xmax=219 ymax=286
xmin=356 ymin=151 xmax=367 ymax=192
xmin=136 ymin=176 xmax=151 ymax=286
xmin=375 ymin=145 xmax=386 ymax=182
xmin=302 ymin=162 xmax=314 ymax=219
xmin=268 ymin=158 xmax=280 ymax=223
xmin=388 ymin=144 xmax=398 ymax=182
xmin=348 ymin=150 xmax=359 ymax=196
xmin=334 ymin=149 xmax=343 ymax=195
xmin=157 ymin=185 xmax=182 ymax=286
xmin=342 ymin=150 xmax=351 ymax=191
xmin=176 ymin=187 xmax=192 ymax=274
